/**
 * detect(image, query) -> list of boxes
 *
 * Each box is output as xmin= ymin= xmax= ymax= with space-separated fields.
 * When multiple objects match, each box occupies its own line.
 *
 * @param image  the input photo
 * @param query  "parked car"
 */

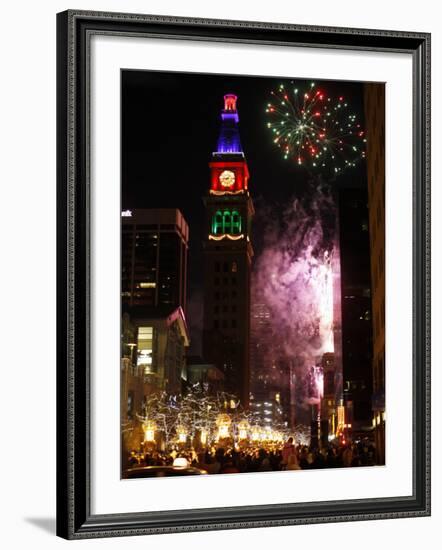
xmin=123 ymin=465 xmax=208 ymax=478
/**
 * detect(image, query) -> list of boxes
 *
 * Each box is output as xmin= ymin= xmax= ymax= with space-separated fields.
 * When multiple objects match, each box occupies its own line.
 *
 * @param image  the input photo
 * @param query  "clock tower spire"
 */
xmin=202 ymin=94 xmax=254 ymax=407
xmin=216 ymin=93 xmax=243 ymax=154
xmin=209 ymin=94 xmax=250 ymax=195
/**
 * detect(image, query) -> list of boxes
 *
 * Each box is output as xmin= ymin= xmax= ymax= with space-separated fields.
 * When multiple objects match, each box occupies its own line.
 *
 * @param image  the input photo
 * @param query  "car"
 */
xmin=123 ymin=465 xmax=208 ymax=478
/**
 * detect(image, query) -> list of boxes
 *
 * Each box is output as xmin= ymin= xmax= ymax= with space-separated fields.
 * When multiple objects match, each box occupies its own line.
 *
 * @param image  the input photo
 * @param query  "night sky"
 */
xmin=121 ymin=69 xmax=367 ymax=303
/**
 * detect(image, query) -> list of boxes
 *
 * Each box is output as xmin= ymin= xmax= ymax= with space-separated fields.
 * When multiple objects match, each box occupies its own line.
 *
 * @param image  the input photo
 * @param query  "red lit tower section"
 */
xmin=202 ymin=94 xmax=254 ymax=407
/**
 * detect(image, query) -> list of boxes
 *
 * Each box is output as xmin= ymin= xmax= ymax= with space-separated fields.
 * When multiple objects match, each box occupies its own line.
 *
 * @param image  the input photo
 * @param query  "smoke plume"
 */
xmin=252 ymin=181 xmax=338 ymax=411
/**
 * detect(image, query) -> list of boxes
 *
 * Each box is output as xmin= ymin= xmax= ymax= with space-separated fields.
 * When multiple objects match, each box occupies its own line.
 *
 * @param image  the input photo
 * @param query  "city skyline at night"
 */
xmin=120 ymin=69 xmax=384 ymax=477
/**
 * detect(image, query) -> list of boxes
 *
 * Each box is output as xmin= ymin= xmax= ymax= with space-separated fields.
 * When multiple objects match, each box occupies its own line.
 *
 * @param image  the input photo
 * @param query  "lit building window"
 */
xmin=211 ymin=209 xmax=242 ymax=235
xmin=224 ymin=94 xmax=237 ymax=111
xmin=139 ymin=282 xmax=156 ymax=289
xmin=127 ymin=391 xmax=134 ymax=417
xmin=223 ymin=210 xmax=231 ymax=232
xmin=231 ymin=210 xmax=242 ymax=234
xmin=137 ymin=326 xmax=154 ymax=373
xmin=212 ymin=210 xmax=223 ymax=234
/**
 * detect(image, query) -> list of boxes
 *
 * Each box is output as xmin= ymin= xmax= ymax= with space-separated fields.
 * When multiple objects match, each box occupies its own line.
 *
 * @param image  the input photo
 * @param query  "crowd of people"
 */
xmin=128 ymin=437 xmax=377 ymax=474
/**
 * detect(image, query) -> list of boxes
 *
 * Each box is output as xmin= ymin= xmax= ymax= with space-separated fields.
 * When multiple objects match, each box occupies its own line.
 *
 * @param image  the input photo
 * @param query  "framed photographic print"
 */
xmin=56 ymin=10 xmax=431 ymax=539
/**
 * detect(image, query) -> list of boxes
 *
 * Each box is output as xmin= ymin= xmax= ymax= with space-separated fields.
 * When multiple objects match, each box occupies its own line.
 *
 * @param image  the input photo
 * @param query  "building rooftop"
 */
xmin=121 ymin=208 xmax=189 ymax=242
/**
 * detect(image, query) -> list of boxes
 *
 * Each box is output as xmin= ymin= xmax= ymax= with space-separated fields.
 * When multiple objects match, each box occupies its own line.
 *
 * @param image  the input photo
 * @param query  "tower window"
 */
xmin=212 ymin=211 xmax=223 ymax=235
xmin=211 ymin=210 xmax=242 ymax=235
xmin=127 ymin=391 xmax=134 ymax=418
xmin=223 ymin=210 xmax=231 ymax=233
xmin=231 ymin=210 xmax=242 ymax=234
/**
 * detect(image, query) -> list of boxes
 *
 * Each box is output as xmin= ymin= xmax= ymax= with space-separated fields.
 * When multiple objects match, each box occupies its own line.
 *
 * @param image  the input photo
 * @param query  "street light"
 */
xmin=176 ymin=425 xmax=187 ymax=444
xmin=251 ymin=426 xmax=261 ymax=442
xmin=143 ymin=420 xmax=156 ymax=442
xmin=238 ymin=420 xmax=249 ymax=441
xmin=200 ymin=428 xmax=208 ymax=446
xmin=127 ymin=342 xmax=136 ymax=364
xmin=216 ymin=413 xmax=231 ymax=440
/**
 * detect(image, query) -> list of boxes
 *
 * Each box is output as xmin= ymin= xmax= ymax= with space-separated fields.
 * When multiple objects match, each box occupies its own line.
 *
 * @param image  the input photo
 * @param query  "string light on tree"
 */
xmin=265 ymin=81 xmax=366 ymax=177
xmin=135 ymin=388 xmax=311 ymax=453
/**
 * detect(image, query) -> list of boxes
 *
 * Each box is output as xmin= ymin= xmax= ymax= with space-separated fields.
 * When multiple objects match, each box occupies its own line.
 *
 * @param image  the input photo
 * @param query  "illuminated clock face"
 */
xmin=219 ymin=170 xmax=235 ymax=188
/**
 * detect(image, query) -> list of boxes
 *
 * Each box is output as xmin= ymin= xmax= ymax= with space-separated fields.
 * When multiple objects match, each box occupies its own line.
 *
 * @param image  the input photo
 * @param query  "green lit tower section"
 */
xmin=202 ymin=94 xmax=254 ymax=407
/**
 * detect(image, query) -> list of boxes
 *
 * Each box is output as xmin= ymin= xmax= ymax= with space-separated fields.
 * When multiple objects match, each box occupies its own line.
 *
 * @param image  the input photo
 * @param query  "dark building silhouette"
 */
xmin=364 ymin=83 xmax=385 ymax=464
xmin=121 ymin=208 xmax=189 ymax=312
xmin=339 ymin=188 xmax=373 ymax=431
xmin=120 ymin=209 xmax=190 ymax=468
xmin=249 ymin=301 xmax=290 ymax=427
xmin=202 ymin=94 xmax=254 ymax=406
xmin=320 ymin=351 xmax=339 ymax=440
xmin=121 ymin=208 xmax=190 ymax=389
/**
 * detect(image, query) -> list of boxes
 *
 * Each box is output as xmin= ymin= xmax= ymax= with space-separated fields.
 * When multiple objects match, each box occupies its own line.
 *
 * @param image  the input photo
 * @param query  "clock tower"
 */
xmin=202 ymin=94 xmax=254 ymax=407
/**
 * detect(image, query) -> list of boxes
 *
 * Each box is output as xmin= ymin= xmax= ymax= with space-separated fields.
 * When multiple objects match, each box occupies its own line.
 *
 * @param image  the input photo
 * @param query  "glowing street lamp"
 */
xmin=337 ymin=404 xmax=345 ymax=434
xmin=237 ymin=420 xmax=249 ymax=441
xmin=216 ymin=413 xmax=231 ymax=440
xmin=176 ymin=425 xmax=187 ymax=444
xmin=200 ymin=428 xmax=208 ymax=446
xmin=263 ymin=428 xmax=273 ymax=442
xmin=143 ymin=420 xmax=156 ymax=443
xmin=251 ymin=426 xmax=261 ymax=442
xmin=127 ymin=342 xmax=136 ymax=364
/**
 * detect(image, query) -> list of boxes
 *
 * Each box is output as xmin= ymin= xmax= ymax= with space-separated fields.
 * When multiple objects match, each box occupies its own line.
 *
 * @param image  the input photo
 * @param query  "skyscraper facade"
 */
xmin=364 ymin=83 xmax=385 ymax=464
xmin=121 ymin=208 xmax=189 ymax=312
xmin=120 ymin=209 xmax=190 ymax=466
xmin=202 ymin=94 xmax=254 ymax=406
xmin=249 ymin=301 xmax=290 ymax=427
xmin=339 ymin=188 xmax=373 ymax=433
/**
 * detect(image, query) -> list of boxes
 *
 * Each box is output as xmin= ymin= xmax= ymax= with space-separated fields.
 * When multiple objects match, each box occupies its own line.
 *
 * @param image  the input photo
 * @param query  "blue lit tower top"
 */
xmin=209 ymin=94 xmax=249 ymax=194
xmin=215 ymin=94 xmax=243 ymax=156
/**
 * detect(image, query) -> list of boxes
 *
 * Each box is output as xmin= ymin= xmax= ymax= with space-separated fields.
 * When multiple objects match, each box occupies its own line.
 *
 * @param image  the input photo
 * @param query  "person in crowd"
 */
xmin=342 ymin=444 xmax=353 ymax=468
xmin=127 ymin=437 xmax=378 ymax=476
xmin=286 ymin=453 xmax=301 ymax=470
xmin=205 ymin=453 xmax=221 ymax=474
xmin=281 ymin=437 xmax=296 ymax=469
xmin=220 ymin=458 xmax=240 ymax=474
